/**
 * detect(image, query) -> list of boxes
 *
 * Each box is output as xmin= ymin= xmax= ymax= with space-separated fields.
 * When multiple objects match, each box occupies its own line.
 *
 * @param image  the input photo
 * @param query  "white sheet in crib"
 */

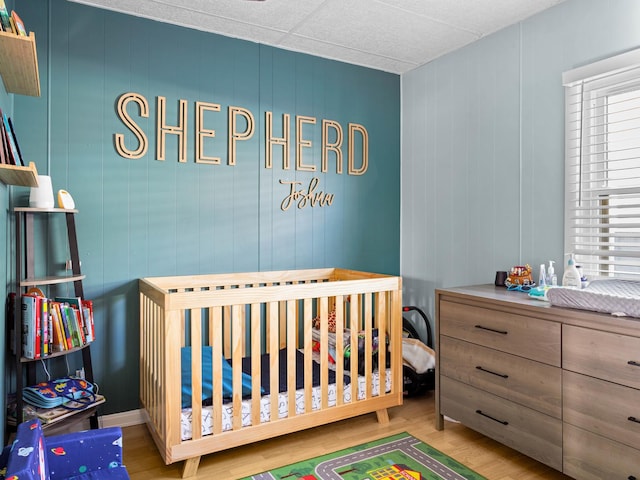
xmin=180 ymin=370 xmax=392 ymax=440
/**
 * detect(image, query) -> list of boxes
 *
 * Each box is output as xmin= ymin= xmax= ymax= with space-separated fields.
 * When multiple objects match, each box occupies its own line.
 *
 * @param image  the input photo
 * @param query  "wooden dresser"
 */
xmin=435 ymin=285 xmax=640 ymax=479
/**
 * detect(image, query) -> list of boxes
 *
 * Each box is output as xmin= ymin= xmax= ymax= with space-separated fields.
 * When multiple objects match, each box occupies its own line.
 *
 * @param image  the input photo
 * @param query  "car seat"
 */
xmin=402 ymin=306 xmax=435 ymax=396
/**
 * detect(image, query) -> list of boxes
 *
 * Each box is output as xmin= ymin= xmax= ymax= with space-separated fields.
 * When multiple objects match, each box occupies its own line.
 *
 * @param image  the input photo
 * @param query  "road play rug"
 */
xmin=242 ymin=432 xmax=487 ymax=480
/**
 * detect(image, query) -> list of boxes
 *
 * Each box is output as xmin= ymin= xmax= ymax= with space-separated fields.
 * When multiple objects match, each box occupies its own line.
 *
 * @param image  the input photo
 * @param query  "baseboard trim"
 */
xmin=100 ymin=409 xmax=145 ymax=428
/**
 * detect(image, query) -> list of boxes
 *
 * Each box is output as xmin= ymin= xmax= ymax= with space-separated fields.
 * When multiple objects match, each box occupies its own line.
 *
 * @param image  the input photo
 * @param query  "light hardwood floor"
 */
xmin=122 ymin=392 xmax=571 ymax=479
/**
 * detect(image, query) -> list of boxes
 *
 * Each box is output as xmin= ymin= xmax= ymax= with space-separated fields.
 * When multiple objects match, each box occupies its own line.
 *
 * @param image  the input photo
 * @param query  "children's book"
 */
xmin=50 ymin=303 xmax=66 ymax=352
xmin=41 ymin=298 xmax=49 ymax=356
xmin=2 ymin=113 xmax=21 ymax=166
xmin=10 ymin=10 xmax=26 ymax=36
xmin=0 ymin=109 xmax=14 ymax=165
xmin=53 ymin=302 xmax=73 ymax=350
xmin=82 ymin=299 xmax=95 ymax=343
xmin=21 ymin=295 xmax=37 ymax=359
xmin=0 ymin=1 xmax=12 ymax=33
xmin=7 ymin=117 xmax=24 ymax=166
xmin=0 ymin=122 xmax=6 ymax=164
xmin=56 ymin=296 xmax=90 ymax=345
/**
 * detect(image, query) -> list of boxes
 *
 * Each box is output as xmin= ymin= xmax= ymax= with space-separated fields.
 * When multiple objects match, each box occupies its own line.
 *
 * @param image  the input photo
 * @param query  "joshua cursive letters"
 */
xmin=280 ymin=177 xmax=335 ymax=211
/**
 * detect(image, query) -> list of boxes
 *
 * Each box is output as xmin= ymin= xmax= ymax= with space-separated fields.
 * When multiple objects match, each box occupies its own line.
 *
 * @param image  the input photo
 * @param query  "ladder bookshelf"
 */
xmin=10 ymin=207 xmax=102 ymax=433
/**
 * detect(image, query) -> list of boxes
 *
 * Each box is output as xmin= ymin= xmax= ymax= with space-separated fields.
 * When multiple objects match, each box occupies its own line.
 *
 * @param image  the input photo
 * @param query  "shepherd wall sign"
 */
xmin=114 ymin=93 xmax=369 ymax=210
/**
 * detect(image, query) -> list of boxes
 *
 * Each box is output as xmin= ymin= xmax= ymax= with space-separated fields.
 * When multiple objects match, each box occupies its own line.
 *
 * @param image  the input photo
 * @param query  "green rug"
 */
xmin=242 ymin=432 xmax=487 ymax=480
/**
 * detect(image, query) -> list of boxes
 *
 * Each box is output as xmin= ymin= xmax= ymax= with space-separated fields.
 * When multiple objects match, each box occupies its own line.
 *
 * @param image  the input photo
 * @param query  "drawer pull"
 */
xmin=474 ymin=325 xmax=508 ymax=335
xmin=475 ymin=409 xmax=509 ymax=425
xmin=629 ymin=360 xmax=640 ymax=367
xmin=475 ymin=366 xmax=509 ymax=379
xmin=628 ymin=476 xmax=636 ymax=480
xmin=629 ymin=416 xmax=640 ymax=424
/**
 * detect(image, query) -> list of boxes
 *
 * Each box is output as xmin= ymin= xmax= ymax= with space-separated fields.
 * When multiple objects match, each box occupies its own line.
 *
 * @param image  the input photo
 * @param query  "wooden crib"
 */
xmin=138 ymin=268 xmax=403 ymax=477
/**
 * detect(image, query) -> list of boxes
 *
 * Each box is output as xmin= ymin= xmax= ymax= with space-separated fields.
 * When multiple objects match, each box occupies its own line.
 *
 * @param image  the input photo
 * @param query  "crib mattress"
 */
xmin=546 ymin=279 xmax=640 ymax=318
xmin=180 ymin=369 xmax=391 ymax=440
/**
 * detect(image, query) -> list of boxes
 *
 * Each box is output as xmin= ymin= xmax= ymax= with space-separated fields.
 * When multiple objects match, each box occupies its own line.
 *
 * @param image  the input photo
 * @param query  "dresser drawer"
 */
xmin=563 ymin=325 xmax=640 ymax=389
xmin=440 ymin=376 xmax=562 ymax=471
xmin=564 ymin=423 xmax=640 ymax=480
xmin=439 ymin=300 xmax=561 ymax=365
xmin=563 ymin=370 xmax=640 ymax=449
xmin=440 ymin=336 xmax=561 ymax=418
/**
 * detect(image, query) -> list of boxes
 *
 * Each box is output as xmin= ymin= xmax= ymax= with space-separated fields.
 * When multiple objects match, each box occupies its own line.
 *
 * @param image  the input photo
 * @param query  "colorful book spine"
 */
xmin=10 ymin=10 xmax=26 ymax=36
xmin=54 ymin=302 xmax=73 ymax=350
xmin=61 ymin=305 xmax=80 ymax=348
xmin=33 ymin=296 xmax=41 ymax=359
xmin=73 ymin=307 xmax=86 ymax=345
xmin=47 ymin=298 xmax=54 ymax=353
xmin=0 ymin=0 xmax=12 ymax=33
xmin=0 ymin=107 xmax=11 ymax=165
xmin=50 ymin=303 xmax=65 ymax=352
xmin=21 ymin=295 xmax=37 ymax=359
xmin=2 ymin=114 xmax=20 ymax=166
xmin=82 ymin=300 xmax=95 ymax=343
xmin=41 ymin=298 xmax=49 ymax=356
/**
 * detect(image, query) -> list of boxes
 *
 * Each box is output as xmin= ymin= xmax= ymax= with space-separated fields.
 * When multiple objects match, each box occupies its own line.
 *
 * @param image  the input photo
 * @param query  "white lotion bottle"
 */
xmin=562 ymin=254 xmax=581 ymax=288
xmin=539 ymin=263 xmax=547 ymax=286
xmin=548 ymin=260 xmax=557 ymax=285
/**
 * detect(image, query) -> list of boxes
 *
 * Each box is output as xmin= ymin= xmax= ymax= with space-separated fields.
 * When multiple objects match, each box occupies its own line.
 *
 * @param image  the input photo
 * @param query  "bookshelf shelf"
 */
xmin=39 ymin=395 xmax=105 ymax=430
xmin=8 ymin=395 xmax=105 ymax=433
xmin=20 ymin=343 xmax=90 ymax=363
xmin=0 ymin=30 xmax=40 ymax=97
xmin=0 ymin=161 xmax=39 ymax=187
xmin=20 ymin=274 xmax=86 ymax=287
xmin=15 ymin=206 xmax=78 ymax=213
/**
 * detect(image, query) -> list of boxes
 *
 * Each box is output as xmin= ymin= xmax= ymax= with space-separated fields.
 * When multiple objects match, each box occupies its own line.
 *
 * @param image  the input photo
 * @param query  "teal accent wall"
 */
xmin=401 ymin=0 xmax=640 ymax=336
xmin=3 ymin=2 xmax=400 ymax=416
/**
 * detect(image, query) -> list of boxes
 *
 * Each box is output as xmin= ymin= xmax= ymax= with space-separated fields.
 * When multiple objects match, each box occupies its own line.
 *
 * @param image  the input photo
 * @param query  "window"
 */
xmin=563 ymin=49 xmax=640 ymax=280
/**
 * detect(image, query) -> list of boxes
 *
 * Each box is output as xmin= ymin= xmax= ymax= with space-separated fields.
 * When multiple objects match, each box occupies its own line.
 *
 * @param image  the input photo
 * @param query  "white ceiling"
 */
xmin=69 ymin=0 xmax=566 ymax=74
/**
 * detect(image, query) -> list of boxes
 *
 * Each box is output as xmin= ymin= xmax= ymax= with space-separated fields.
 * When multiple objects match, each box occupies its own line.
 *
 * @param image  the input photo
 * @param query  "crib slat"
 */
xmin=265 ymin=286 xmax=273 ymax=350
xmin=303 ymin=298 xmax=313 ymax=414
xmin=232 ymin=304 xmax=244 ymax=430
xmin=391 ymin=286 xmax=403 ymax=396
xmin=141 ymin=297 xmax=150 ymax=421
xmin=165 ymin=309 xmax=182 ymax=449
xmin=155 ymin=303 xmax=164 ymax=433
xmin=190 ymin=308 xmax=202 ymax=440
xmin=349 ymin=296 xmax=359 ymax=381
xmin=223 ymin=286 xmax=231 ymax=358
xmin=364 ymin=292 xmax=373 ymax=399
xmin=319 ymin=296 xmax=329 ymax=409
xmin=250 ymin=302 xmax=261 ymax=427
xmin=279 ymin=299 xmax=287 ymax=350
xmin=376 ymin=292 xmax=387 ymax=397
xmin=286 ymin=299 xmax=296 ymax=417
xmin=268 ymin=301 xmax=279 ymax=422
xmin=144 ymin=300 xmax=156 ymax=432
xmin=211 ymin=306 xmax=223 ymax=435
xmin=335 ymin=295 xmax=345 ymax=406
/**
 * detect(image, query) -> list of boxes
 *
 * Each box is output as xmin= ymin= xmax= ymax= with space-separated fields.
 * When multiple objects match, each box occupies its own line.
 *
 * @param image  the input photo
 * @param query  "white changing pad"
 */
xmin=546 ymin=279 xmax=640 ymax=318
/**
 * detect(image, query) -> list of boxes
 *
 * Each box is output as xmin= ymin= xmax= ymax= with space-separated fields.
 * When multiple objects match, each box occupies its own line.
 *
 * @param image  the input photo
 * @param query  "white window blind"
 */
xmin=563 ymin=48 xmax=640 ymax=280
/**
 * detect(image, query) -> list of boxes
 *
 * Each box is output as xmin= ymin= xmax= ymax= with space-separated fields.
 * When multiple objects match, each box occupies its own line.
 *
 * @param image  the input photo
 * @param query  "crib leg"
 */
xmin=182 ymin=456 xmax=201 ymax=478
xmin=375 ymin=408 xmax=390 ymax=424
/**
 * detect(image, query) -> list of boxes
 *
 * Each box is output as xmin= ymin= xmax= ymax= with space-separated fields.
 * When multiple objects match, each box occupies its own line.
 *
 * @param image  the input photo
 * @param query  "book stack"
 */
xmin=21 ymin=294 xmax=95 ymax=359
xmin=0 ymin=107 xmax=23 ymax=166
xmin=6 ymin=392 xmax=106 ymax=426
xmin=0 ymin=2 xmax=26 ymax=36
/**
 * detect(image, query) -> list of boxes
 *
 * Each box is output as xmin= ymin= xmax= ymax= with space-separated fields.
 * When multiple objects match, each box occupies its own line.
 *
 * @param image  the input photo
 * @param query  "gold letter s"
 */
xmin=114 ymin=93 xmax=149 ymax=159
